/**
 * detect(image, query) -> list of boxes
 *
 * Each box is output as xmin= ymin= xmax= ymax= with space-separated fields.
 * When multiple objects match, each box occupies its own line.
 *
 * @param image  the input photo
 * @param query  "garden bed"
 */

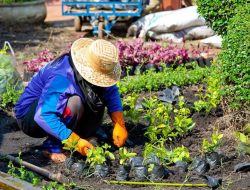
xmin=0 ymin=85 xmax=249 ymax=189
xmin=0 ymin=21 xmax=249 ymax=190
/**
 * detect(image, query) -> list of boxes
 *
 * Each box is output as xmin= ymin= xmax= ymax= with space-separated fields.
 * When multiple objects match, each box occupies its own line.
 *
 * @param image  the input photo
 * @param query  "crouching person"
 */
xmin=14 ymin=38 xmax=128 ymax=163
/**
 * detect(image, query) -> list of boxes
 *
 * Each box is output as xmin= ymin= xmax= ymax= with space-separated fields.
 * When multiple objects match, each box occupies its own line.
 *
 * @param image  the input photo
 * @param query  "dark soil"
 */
xmin=0 ymin=21 xmax=249 ymax=190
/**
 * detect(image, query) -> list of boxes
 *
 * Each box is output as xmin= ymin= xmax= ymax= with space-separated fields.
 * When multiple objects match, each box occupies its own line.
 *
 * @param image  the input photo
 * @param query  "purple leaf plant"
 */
xmin=22 ymin=49 xmax=55 ymax=72
xmin=116 ymin=39 xmax=190 ymax=69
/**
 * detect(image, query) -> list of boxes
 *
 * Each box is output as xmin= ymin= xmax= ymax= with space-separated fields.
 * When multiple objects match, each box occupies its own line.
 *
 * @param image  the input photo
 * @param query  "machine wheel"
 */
xmin=98 ymin=21 xmax=104 ymax=39
xmin=74 ymin=16 xmax=83 ymax=32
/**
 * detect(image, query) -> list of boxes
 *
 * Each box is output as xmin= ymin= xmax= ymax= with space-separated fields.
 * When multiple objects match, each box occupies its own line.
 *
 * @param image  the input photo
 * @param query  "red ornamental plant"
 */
xmin=22 ymin=49 xmax=55 ymax=72
xmin=116 ymin=39 xmax=189 ymax=68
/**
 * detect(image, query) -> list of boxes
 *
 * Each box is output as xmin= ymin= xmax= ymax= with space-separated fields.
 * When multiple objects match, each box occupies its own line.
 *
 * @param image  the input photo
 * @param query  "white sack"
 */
xmin=145 ymin=6 xmax=206 ymax=34
xmin=148 ymin=31 xmax=184 ymax=43
xmin=183 ymin=26 xmax=215 ymax=40
xmin=126 ymin=11 xmax=173 ymax=37
xmin=148 ymin=26 xmax=215 ymax=42
xmin=200 ymin=35 xmax=222 ymax=48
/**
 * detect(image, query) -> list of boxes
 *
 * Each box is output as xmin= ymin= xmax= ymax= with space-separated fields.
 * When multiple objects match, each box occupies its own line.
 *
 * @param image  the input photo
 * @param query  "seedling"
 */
xmin=143 ymin=141 xmax=191 ymax=166
xmin=86 ymin=144 xmax=115 ymax=167
xmin=235 ymin=132 xmax=250 ymax=155
xmin=173 ymin=96 xmax=195 ymax=135
xmin=7 ymin=153 xmax=41 ymax=186
xmin=201 ymin=129 xmax=223 ymax=155
xmin=119 ymin=147 xmax=137 ymax=165
xmin=123 ymin=93 xmax=142 ymax=124
xmin=62 ymin=138 xmax=79 ymax=159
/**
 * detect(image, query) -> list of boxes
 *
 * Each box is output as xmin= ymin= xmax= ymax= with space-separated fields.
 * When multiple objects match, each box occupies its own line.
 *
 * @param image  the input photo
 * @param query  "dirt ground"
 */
xmin=0 ymin=19 xmax=249 ymax=190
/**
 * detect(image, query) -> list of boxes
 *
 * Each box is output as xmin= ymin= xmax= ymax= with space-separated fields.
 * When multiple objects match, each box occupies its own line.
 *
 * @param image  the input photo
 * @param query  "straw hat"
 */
xmin=71 ymin=38 xmax=121 ymax=87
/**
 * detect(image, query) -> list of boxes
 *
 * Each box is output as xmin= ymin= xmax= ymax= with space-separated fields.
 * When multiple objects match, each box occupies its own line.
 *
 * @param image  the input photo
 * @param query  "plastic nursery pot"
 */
xmin=150 ymin=165 xmax=167 ymax=181
xmin=71 ymin=162 xmax=86 ymax=176
xmin=140 ymin=64 xmax=157 ymax=74
xmin=94 ymin=164 xmax=109 ymax=177
xmin=116 ymin=165 xmax=131 ymax=181
xmin=134 ymin=166 xmax=148 ymax=181
xmin=128 ymin=65 xmax=138 ymax=76
xmin=65 ymin=157 xmax=74 ymax=170
xmin=190 ymin=157 xmax=209 ymax=174
xmin=205 ymin=152 xmax=221 ymax=170
xmin=143 ymin=154 xmax=160 ymax=165
xmin=175 ymin=161 xmax=188 ymax=173
xmin=204 ymin=57 xmax=213 ymax=67
xmin=201 ymin=175 xmax=222 ymax=189
xmin=129 ymin=156 xmax=144 ymax=169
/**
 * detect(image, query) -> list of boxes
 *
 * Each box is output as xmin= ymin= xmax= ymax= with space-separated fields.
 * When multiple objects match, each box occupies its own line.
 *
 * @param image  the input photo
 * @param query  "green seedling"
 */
xmin=173 ymin=96 xmax=195 ymax=135
xmin=201 ymin=129 xmax=223 ymax=154
xmin=86 ymin=144 xmax=115 ymax=167
xmin=141 ymin=95 xmax=159 ymax=125
xmin=119 ymin=147 xmax=137 ymax=165
xmin=7 ymin=153 xmax=41 ymax=186
xmin=143 ymin=141 xmax=191 ymax=166
xmin=0 ymin=82 xmax=23 ymax=108
xmin=123 ymin=93 xmax=142 ymax=124
xmin=194 ymin=66 xmax=222 ymax=113
xmin=235 ymin=132 xmax=250 ymax=155
xmin=62 ymin=138 xmax=78 ymax=159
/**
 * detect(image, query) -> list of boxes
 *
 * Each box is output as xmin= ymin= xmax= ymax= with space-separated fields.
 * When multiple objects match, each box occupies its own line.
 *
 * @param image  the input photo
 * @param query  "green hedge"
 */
xmin=1 ymin=0 xmax=34 ymax=4
xmin=218 ymin=4 xmax=250 ymax=109
xmin=196 ymin=0 xmax=245 ymax=36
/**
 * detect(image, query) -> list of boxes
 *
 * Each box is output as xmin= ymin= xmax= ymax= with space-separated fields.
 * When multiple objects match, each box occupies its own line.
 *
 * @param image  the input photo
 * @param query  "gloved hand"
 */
xmin=64 ymin=132 xmax=94 ymax=156
xmin=110 ymin=112 xmax=128 ymax=147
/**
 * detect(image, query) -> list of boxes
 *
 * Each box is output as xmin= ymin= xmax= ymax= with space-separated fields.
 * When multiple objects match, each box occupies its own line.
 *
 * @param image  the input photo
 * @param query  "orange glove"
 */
xmin=110 ymin=112 xmax=128 ymax=147
xmin=64 ymin=132 xmax=94 ymax=156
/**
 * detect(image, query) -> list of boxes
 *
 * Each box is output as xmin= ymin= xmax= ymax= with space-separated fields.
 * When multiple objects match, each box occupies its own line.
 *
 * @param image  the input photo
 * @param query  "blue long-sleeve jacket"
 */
xmin=15 ymin=55 xmax=123 ymax=141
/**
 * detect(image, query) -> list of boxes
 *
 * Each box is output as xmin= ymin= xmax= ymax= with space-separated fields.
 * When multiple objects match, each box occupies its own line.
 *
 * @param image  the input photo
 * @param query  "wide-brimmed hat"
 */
xmin=71 ymin=38 xmax=121 ymax=87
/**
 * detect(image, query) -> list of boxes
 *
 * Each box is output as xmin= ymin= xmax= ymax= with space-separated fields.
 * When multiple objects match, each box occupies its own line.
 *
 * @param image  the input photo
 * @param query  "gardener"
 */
xmin=14 ymin=38 xmax=128 ymax=163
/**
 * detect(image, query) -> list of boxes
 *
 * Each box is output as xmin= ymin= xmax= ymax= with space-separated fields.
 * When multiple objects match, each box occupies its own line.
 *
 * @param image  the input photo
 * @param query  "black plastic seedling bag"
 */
xmin=116 ymin=165 xmax=131 ymax=181
xmin=94 ymin=164 xmax=109 ymax=177
xmin=134 ymin=166 xmax=148 ymax=180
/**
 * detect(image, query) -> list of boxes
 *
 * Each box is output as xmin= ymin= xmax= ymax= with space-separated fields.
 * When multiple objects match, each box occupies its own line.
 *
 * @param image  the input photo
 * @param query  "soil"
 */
xmin=0 ymin=21 xmax=249 ymax=190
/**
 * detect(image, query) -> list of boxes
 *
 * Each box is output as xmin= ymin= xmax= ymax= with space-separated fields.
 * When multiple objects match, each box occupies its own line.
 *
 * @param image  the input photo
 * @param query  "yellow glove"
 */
xmin=110 ymin=112 xmax=128 ymax=147
xmin=64 ymin=132 xmax=94 ymax=156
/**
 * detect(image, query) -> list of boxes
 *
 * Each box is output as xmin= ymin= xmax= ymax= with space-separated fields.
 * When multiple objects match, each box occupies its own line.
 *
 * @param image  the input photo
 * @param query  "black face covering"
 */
xmin=68 ymin=52 xmax=104 ymax=114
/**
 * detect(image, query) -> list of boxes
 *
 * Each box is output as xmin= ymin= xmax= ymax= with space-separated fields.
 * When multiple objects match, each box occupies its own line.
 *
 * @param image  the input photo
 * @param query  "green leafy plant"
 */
xmin=123 ymin=93 xmax=142 ymax=124
xmin=7 ymin=153 xmax=41 ymax=186
xmin=196 ymin=0 xmax=245 ymax=35
xmin=62 ymin=138 xmax=78 ymax=159
xmin=235 ymin=132 xmax=250 ymax=155
xmin=119 ymin=64 xmax=210 ymax=95
xmin=217 ymin=4 xmax=250 ymax=109
xmin=119 ymin=147 xmax=137 ymax=165
xmin=41 ymin=181 xmax=67 ymax=190
xmin=143 ymin=141 xmax=191 ymax=165
xmin=0 ymin=82 xmax=23 ymax=108
xmin=86 ymin=144 xmax=115 ymax=167
xmin=173 ymin=96 xmax=195 ymax=135
xmin=141 ymin=95 xmax=159 ymax=125
xmin=194 ymin=66 xmax=222 ymax=113
xmin=201 ymin=129 xmax=223 ymax=154
xmin=1 ymin=0 xmax=35 ymax=4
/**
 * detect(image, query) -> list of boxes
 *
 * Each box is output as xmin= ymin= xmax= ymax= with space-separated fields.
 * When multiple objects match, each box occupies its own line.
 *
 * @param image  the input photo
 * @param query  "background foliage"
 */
xmin=218 ymin=4 xmax=250 ymax=109
xmin=196 ymin=0 xmax=245 ymax=35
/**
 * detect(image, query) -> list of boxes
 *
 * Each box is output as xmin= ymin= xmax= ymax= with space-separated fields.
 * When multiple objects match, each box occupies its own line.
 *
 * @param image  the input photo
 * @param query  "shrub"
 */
xmin=196 ymin=0 xmax=245 ymax=36
xmin=218 ymin=4 xmax=250 ymax=109
xmin=1 ymin=0 xmax=34 ymax=4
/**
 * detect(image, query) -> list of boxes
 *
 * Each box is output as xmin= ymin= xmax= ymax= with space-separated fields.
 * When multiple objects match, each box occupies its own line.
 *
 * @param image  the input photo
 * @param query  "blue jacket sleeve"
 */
xmin=34 ymin=75 xmax=73 ymax=141
xmin=102 ymin=84 xmax=123 ymax=113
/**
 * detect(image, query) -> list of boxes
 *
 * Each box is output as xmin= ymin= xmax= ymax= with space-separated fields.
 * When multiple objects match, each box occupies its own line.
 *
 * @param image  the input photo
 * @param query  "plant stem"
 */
xmin=107 ymin=180 xmax=208 ymax=187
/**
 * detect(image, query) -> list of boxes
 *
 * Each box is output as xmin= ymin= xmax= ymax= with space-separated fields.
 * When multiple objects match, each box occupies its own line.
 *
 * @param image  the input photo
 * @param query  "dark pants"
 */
xmin=17 ymin=96 xmax=105 ymax=139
